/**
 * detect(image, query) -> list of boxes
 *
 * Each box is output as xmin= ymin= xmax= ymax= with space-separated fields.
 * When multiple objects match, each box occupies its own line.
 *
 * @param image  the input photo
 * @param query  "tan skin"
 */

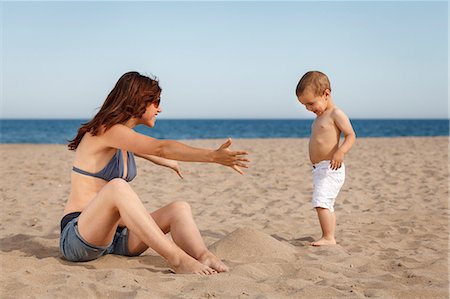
xmin=298 ymin=88 xmax=356 ymax=246
xmin=63 ymin=102 xmax=249 ymax=274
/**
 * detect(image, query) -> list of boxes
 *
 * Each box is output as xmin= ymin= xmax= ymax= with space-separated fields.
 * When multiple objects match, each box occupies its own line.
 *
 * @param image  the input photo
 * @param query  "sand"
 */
xmin=0 ymin=137 xmax=448 ymax=298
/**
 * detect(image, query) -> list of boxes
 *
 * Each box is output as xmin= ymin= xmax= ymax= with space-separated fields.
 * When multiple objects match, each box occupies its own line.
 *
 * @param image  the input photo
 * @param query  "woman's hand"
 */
xmin=213 ymin=138 xmax=249 ymax=174
xmin=139 ymin=154 xmax=184 ymax=178
xmin=160 ymin=159 xmax=184 ymax=179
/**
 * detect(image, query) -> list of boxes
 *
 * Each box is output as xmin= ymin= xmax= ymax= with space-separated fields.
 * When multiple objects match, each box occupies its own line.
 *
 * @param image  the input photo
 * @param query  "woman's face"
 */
xmin=141 ymin=101 xmax=162 ymax=128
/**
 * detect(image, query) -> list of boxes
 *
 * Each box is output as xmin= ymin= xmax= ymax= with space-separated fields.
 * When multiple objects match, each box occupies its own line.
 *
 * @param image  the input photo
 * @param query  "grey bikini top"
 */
xmin=72 ymin=149 xmax=137 ymax=182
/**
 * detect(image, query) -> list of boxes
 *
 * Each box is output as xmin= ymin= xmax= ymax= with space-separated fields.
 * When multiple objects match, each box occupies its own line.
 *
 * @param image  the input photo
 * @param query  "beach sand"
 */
xmin=0 ymin=137 xmax=448 ymax=298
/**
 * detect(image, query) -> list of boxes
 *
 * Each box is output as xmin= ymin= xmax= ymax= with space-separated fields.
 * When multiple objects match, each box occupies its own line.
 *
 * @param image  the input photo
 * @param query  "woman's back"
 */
xmin=64 ymin=132 xmax=125 ymax=215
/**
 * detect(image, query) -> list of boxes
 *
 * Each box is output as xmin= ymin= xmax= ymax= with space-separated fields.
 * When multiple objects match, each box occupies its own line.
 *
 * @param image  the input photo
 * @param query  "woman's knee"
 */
xmin=169 ymin=200 xmax=192 ymax=214
xmin=106 ymin=178 xmax=133 ymax=193
xmin=102 ymin=179 xmax=136 ymax=204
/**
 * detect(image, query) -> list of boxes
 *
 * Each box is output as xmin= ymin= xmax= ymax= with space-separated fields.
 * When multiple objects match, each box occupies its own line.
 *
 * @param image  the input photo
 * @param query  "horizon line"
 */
xmin=0 ymin=117 xmax=449 ymax=121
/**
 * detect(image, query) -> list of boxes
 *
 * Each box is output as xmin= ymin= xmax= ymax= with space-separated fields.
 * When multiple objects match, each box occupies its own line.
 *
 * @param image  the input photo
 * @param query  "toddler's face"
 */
xmin=297 ymin=90 xmax=328 ymax=116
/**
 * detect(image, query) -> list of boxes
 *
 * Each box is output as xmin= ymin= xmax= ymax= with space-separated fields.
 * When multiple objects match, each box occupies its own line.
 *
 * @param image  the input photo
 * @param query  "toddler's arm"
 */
xmin=331 ymin=109 xmax=356 ymax=170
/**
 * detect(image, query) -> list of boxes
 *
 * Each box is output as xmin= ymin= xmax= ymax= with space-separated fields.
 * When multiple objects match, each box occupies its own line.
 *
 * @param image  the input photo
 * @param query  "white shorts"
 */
xmin=312 ymin=160 xmax=345 ymax=212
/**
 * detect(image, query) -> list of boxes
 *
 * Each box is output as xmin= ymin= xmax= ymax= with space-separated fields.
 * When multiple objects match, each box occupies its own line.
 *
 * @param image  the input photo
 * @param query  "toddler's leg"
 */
xmin=311 ymin=207 xmax=337 ymax=246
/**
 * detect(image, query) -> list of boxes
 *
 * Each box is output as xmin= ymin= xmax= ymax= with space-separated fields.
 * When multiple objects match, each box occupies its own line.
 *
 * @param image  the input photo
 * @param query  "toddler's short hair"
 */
xmin=296 ymin=71 xmax=331 ymax=96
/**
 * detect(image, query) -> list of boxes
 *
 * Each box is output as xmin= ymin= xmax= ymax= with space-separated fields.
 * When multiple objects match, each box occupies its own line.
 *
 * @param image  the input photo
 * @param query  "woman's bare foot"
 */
xmin=311 ymin=237 xmax=336 ymax=246
xmin=169 ymin=254 xmax=217 ymax=275
xmin=198 ymin=251 xmax=229 ymax=273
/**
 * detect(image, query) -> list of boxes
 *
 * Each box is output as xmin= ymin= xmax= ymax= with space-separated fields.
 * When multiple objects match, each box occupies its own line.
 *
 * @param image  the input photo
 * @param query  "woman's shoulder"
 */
xmin=84 ymin=124 xmax=132 ymax=145
xmin=101 ymin=124 xmax=138 ymax=144
xmin=104 ymin=124 xmax=132 ymax=135
xmin=77 ymin=133 xmax=113 ymax=155
xmin=101 ymin=124 xmax=159 ymax=154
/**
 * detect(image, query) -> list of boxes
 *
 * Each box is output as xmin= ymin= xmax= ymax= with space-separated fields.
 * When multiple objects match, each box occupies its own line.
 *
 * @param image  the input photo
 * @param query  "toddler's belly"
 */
xmin=309 ymin=140 xmax=338 ymax=164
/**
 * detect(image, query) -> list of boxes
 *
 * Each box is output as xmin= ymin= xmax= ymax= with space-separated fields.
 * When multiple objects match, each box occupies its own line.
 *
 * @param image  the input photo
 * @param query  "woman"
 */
xmin=60 ymin=71 xmax=249 ymax=275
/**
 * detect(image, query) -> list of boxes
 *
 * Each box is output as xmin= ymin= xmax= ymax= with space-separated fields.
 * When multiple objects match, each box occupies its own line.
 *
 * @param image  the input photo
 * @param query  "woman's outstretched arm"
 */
xmin=135 ymin=153 xmax=184 ymax=178
xmin=103 ymin=125 xmax=250 ymax=174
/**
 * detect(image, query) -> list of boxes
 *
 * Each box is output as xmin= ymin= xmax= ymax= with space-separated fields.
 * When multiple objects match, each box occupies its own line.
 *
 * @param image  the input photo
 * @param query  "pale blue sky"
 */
xmin=1 ymin=1 xmax=448 ymax=119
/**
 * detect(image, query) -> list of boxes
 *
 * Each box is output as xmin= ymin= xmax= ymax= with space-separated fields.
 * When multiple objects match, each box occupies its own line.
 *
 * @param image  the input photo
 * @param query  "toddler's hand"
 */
xmin=331 ymin=149 xmax=344 ymax=170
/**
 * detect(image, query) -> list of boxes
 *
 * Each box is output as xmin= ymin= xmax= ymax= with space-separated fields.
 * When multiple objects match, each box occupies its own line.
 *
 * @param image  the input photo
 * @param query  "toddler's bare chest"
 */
xmin=311 ymin=118 xmax=337 ymax=136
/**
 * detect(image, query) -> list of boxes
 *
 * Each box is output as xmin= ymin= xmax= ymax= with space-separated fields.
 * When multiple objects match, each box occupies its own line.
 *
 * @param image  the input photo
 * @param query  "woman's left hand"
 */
xmin=163 ymin=159 xmax=184 ymax=179
xmin=143 ymin=154 xmax=184 ymax=179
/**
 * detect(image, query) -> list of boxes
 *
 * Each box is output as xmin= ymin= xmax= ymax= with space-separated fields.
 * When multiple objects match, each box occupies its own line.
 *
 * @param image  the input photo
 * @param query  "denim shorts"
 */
xmin=59 ymin=217 xmax=138 ymax=262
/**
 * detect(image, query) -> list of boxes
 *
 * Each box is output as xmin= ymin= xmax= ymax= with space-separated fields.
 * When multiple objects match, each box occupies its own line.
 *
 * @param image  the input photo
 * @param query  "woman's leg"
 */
xmin=126 ymin=201 xmax=229 ymax=272
xmin=76 ymin=179 xmax=216 ymax=275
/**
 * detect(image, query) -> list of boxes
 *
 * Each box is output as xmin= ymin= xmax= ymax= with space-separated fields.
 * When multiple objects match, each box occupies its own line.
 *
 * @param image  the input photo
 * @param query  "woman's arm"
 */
xmin=135 ymin=153 xmax=184 ymax=178
xmin=103 ymin=125 xmax=249 ymax=173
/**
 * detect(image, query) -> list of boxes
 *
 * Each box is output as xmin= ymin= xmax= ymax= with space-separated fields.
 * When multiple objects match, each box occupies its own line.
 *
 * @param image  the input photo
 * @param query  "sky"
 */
xmin=1 ymin=1 xmax=448 ymax=119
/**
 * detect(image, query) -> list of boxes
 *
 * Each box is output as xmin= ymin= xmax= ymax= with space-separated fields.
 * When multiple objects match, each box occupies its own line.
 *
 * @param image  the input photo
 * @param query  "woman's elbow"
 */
xmin=154 ymin=140 xmax=172 ymax=158
xmin=143 ymin=140 xmax=164 ymax=157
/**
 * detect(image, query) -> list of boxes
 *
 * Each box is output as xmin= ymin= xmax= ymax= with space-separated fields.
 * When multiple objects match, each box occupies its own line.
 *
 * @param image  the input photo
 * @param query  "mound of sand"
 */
xmin=208 ymin=227 xmax=297 ymax=263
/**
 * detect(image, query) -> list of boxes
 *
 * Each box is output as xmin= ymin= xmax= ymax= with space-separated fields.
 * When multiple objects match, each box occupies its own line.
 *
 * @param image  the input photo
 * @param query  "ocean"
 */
xmin=0 ymin=119 xmax=448 ymax=144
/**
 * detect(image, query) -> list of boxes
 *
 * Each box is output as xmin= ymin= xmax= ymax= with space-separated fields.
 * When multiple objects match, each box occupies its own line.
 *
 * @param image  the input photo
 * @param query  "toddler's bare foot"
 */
xmin=198 ymin=251 xmax=229 ymax=273
xmin=169 ymin=254 xmax=217 ymax=275
xmin=311 ymin=237 xmax=336 ymax=247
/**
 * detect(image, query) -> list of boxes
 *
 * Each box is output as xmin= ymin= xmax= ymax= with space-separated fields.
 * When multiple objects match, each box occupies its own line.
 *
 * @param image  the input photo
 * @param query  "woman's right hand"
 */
xmin=213 ymin=138 xmax=249 ymax=174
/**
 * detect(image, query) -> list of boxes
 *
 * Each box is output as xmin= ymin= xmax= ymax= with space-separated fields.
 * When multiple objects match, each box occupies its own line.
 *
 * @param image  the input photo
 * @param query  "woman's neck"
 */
xmin=124 ymin=117 xmax=139 ymax=129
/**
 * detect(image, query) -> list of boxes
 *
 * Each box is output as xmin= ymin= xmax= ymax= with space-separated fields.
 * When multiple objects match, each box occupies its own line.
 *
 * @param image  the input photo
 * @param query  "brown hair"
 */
xmin=68 ymin=71 xmax=161 ymax=150
xmin=295 ymin=71 xmax=331 ymax=97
